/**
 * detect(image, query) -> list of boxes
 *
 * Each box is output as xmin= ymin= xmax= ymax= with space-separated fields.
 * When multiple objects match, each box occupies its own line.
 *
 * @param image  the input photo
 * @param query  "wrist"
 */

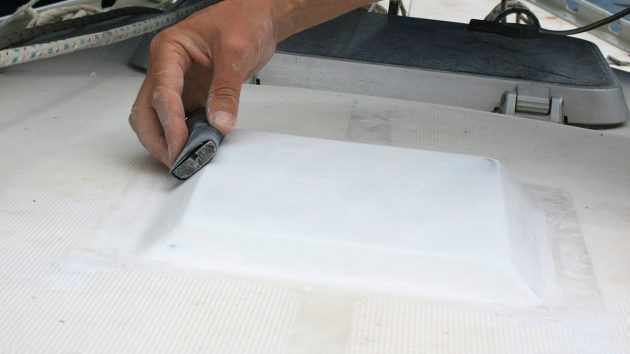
xmin=269 ymin=0 xmax=301 ymax=42
xmin=269 ymin=0 xmax=376 ymax=42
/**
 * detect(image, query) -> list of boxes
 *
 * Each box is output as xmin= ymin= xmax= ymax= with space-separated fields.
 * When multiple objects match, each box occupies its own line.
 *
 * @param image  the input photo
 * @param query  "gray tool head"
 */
xmin=170 ymin=109 xmax=223 ymax=180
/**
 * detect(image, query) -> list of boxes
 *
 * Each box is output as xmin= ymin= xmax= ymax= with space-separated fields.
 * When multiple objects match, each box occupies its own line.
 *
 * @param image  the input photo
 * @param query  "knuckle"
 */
xmin=149 ymin=31 xmax=188 ymax=63
xmin=223 ymin=36 xmax=252 ymax=55
xmin=149 ymin=30 xmax=173 ymax=52
xmin=209 ymin=85 xmax=240 ymax=106
xmin=128 ymin=106 xmax=141 ymax=130
xmin=128 ymin=114 xmax=135 ymax=130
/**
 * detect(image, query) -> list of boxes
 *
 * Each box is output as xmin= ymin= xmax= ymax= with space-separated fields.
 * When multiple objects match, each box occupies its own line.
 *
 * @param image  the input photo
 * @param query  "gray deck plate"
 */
xmin=278 ymin=11 xmax=616 ymax=87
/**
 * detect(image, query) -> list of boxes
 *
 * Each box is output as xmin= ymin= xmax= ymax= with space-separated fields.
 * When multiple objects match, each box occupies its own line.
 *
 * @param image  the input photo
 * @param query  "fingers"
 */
xmin=151 ymin=75 xmax=187 ymax=164
xmin=206 ymin=51 xmax=245 ymax=135
xmin=129 ymin=0 xmax=280 ymax=166
xmin=128 ymin=105 xmax=169 ymax=167
xmin=129 ymin=36 xmax=190 ymax=167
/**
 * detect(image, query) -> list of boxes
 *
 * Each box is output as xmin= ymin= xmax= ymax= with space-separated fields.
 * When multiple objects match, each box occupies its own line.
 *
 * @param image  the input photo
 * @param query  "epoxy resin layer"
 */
xmin=128 ymin=131 xmax=554 ymax=306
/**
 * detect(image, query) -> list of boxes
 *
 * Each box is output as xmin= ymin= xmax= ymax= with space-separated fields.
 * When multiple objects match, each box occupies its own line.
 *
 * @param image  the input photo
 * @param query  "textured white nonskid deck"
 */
xmin=1 ymin=39 xmax=629 ymax=353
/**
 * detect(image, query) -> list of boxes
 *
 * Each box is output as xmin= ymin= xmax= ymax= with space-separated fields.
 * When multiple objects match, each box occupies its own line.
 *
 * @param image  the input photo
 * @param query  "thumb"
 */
xmin=206 ymin=60 xmax=244 ymax=135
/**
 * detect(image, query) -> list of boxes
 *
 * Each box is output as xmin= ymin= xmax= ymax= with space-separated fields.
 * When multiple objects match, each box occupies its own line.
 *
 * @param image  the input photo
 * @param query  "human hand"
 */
xmin=129 ymin=0 xmax=374 ymax=167
xmin=129 ymin=0 xmax=278 ymax=167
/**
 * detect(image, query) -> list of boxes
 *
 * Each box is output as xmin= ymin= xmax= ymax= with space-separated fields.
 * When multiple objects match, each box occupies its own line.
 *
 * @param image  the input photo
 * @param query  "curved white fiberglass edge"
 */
xmin=82 ymin=130 xmax=557 ymax=307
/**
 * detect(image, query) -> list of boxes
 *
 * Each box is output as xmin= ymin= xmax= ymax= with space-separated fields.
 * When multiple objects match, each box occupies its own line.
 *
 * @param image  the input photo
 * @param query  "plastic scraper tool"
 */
xmin=170 ymin=109 xmax=223 ymax=180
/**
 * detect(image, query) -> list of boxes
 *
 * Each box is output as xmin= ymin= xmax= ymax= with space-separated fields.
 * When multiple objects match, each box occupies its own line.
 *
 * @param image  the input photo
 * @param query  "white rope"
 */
xmin=0 ymin=0 xmax=214 ymax=69
xmin=0 ymin=0 xmax=176 ymax=30
xmin=0 ymin=0 xmax=40 ymax=30
xmin=27 ymin=5 xmax=103 ymax=28
xmin=0 ymin=0 xmax=102 ymax=30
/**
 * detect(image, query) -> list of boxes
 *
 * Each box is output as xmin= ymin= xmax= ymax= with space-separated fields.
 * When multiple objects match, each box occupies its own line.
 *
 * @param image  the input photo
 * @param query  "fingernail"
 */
xmin=210 ymin=111 xmax=234 ymax=132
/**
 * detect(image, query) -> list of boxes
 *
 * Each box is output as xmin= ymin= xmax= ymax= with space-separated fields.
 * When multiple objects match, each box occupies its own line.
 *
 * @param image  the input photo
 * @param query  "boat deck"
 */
xmin=1 ymin=1 xmax=630 ymax=352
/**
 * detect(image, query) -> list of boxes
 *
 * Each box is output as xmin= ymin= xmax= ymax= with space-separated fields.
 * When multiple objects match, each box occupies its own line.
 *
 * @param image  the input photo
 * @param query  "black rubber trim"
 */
xmin=0 ymin=6 xmax=163 ymax=49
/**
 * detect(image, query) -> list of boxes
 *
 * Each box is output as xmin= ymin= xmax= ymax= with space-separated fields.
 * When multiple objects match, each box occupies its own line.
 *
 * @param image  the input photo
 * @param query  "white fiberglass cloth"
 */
xmin=1 ymin=40 xmax=630 ymax=353
xmin=86 ymin=129 xmax=553 ymax=307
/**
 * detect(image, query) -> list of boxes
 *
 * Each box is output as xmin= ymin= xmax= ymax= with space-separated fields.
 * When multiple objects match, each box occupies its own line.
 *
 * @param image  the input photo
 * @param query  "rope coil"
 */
xmin=0 ymin=0 xmax=216 ymax=68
